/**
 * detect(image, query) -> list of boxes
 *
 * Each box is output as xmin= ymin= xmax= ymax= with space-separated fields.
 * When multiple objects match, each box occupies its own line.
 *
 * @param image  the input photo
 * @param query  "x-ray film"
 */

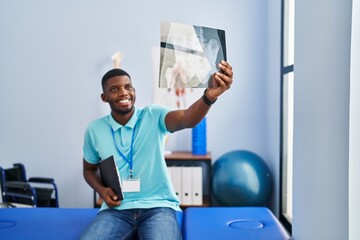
xmin=159 ymin=21 xmax=226 ymax=88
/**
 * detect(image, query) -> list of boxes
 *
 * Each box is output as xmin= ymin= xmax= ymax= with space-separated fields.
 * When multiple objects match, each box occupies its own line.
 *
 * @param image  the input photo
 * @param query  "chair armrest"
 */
xmin=4 ymin=181 xmax=37 ymax=205
xmin=28 ymin=177 xmax=55 ymax=184
xmin=5 ymin=181 xmax=31 ymax=189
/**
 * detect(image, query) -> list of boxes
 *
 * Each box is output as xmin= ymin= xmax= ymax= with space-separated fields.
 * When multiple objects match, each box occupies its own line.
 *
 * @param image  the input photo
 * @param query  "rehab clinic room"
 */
xmin=0 ymin=1 xmax=359 ymax=240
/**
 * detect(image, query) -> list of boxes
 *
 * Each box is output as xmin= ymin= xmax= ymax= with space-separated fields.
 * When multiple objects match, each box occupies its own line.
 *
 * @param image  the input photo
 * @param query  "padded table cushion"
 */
xmin=0 ymin=208 xmax=183 ymax=240
xmin=183 ymin=207 xmax=290 ymax=240
xmin=0 ymin=208 xmax=98 ymax=239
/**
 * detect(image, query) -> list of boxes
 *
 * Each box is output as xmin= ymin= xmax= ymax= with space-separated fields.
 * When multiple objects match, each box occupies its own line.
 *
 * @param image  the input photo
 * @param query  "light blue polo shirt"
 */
xmin=83 ymin=105 xmax=180 ymax=212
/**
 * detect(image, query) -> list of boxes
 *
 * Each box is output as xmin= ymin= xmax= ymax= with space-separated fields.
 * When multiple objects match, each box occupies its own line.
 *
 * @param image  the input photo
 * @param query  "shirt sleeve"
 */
xmin=83 ymin=124 xmax=101 ymax=164
xmin=148 ymin=104 xmax=171 ymax=134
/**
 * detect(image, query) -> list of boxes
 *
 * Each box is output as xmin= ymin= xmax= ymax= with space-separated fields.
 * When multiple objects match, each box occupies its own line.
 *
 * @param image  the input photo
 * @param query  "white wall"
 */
xmin=293 ymin=0 xmax=352 ymax=239
xmin=349 ymin=0 xmax=360 ymax=239
xmin=0 ymin=1 xmax=280 ymax=209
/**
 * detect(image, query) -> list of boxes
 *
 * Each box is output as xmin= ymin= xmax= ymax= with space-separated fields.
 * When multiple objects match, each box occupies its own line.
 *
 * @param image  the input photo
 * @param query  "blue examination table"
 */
xmin=183 ymin=207 xmax=290 ymax=240
xmin=0 ymin=207 xmax=289 ymax=239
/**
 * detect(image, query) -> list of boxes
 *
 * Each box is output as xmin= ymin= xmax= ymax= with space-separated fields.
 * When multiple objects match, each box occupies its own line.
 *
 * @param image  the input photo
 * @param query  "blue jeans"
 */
xmin=80 ymin=207 xmax=182 ymax=240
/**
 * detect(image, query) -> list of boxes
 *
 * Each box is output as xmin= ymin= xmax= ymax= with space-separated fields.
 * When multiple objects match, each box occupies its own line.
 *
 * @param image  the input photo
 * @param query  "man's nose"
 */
xmin=118 ymin=87 xmax=128 ymax=95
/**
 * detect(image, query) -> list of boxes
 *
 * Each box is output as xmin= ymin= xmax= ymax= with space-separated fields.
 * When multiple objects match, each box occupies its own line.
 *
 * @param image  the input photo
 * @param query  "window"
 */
xmin=280 ymin=0 xmax=295 ymax=234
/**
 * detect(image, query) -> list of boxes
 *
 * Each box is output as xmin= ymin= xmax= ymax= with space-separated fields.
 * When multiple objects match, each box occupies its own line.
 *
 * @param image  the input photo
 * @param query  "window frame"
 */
xmin=279 ymin=0 xmax=294 ymax=234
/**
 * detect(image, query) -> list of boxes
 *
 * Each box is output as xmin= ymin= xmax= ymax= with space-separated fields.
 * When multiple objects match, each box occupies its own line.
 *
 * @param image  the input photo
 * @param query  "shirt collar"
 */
xmin=108 ymin=107 xmax=140 ymax=132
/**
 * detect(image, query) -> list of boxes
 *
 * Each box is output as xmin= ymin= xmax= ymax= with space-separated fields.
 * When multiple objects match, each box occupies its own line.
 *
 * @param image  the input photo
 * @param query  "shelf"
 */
xmin=165 ymin=151 xmax=212 ymax=208
xmin=180 ymin=196 xmax=211 ymax=208
xmin=165 ymin=151 xmax=211 ymax=161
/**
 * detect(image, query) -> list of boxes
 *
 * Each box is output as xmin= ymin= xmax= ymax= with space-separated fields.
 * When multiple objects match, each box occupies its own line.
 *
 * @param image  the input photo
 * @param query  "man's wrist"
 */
xmin=202 ymin=88 xmax=217 ymax=106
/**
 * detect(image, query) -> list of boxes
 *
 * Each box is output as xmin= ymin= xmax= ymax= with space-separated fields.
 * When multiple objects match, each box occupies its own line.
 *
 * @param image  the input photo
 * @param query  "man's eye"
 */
xmin=125 ymin=85 xmax=133 ymax=90
xmin=110 ymin=88 xmax=118 ymax=92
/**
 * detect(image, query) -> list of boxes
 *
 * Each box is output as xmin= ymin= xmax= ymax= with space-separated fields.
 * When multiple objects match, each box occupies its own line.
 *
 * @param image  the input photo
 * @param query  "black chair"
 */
xmin=0 ymin=163 xmax=59 ymax=207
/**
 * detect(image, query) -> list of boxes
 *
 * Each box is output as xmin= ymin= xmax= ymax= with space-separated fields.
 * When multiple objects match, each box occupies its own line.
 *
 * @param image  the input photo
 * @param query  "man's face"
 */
xmin=101 ymin=75 xmax=136 ymax=115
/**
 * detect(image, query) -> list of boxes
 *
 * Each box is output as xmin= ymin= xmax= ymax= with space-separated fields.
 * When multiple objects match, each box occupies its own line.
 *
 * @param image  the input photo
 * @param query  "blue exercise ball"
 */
xmin=212 ymin=150 xmax=273 ymax=206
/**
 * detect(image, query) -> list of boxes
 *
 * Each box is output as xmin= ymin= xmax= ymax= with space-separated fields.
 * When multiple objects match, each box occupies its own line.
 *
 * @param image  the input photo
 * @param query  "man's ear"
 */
xmin=101 ymin=93 xmax=107 ymax=102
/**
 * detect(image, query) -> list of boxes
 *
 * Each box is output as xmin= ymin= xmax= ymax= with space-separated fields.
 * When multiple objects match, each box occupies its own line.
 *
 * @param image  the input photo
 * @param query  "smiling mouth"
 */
xmin=116 ymin=98 xmax=132 ymax=104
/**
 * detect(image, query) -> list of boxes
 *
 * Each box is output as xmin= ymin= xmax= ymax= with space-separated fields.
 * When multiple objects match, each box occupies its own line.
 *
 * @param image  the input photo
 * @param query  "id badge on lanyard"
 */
xmin=111 ymin=124 xmax=141 ymax=193
xmin=122 ymin=178 xmax=141 ymax=192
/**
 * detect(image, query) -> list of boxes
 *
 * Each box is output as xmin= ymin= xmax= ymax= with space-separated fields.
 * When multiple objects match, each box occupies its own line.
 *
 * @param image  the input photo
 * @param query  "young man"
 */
xmin=81 ymin=60 xmax=233 ymax=240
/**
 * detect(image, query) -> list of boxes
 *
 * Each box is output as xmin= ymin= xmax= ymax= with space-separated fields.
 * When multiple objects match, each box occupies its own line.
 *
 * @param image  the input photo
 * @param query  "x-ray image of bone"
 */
xmin=159 ymin=22 xmax=226 ymax=88
xmin=194 ymin=26 xmax=221 ymax=74
xmin=164 ymin=49 xmax=211 ymax=88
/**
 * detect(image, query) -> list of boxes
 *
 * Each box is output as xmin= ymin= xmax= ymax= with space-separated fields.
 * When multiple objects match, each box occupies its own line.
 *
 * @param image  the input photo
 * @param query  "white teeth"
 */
xmin=119 ymin=99 xmax=130 ymax=103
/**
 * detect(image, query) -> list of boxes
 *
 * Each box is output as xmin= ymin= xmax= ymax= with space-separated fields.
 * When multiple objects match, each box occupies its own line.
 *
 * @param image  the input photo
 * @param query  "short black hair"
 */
xmin=101 ymin=68 xmax=131 ymax=90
